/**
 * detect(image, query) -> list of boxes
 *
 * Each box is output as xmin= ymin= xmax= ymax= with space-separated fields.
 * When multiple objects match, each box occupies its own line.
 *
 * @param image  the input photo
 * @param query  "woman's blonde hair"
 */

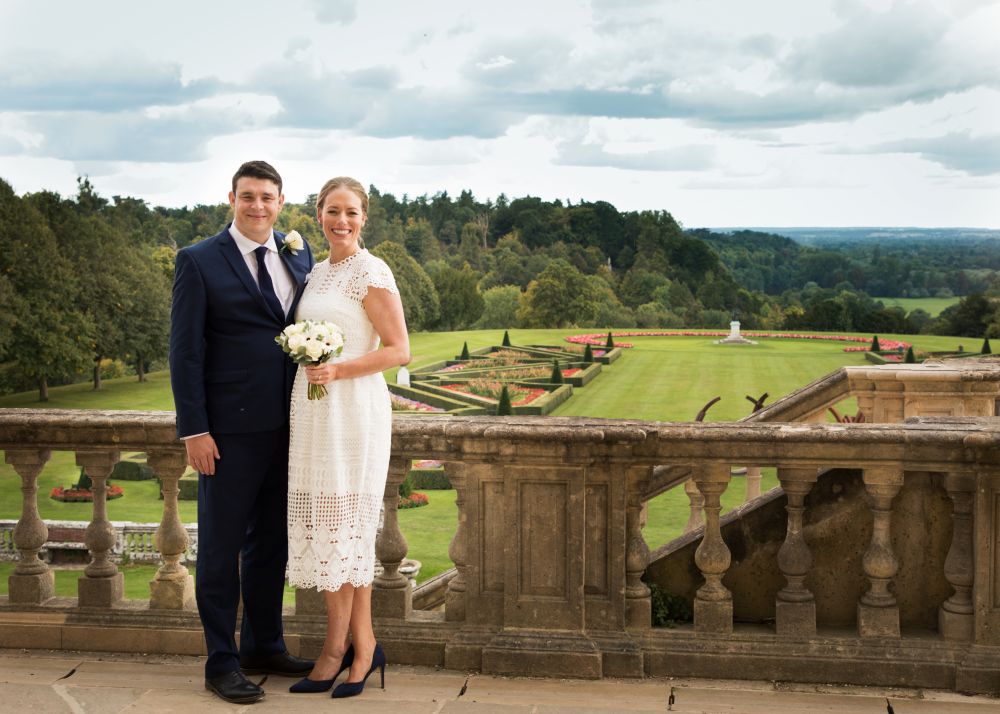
xmin=316 ymin=176 xmax=368 ymax=215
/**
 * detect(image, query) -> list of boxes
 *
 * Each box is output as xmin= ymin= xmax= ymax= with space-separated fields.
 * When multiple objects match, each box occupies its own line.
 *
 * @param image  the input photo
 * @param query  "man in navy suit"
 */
xmin=169 ymin=161 xmax=315 ymax=704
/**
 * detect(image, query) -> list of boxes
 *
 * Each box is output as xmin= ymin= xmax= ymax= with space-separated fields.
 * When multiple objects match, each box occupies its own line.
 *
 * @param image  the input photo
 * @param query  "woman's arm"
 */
xmin=305 ymin=286 xmax=410 ymax=385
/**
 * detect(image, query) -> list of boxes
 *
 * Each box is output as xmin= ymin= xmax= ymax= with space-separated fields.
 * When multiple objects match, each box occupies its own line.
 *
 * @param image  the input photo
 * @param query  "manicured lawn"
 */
xmin=397 ymin=490 xmax=458 ymax=581
xmin=878 ymin=296 xmax=960 ymax=317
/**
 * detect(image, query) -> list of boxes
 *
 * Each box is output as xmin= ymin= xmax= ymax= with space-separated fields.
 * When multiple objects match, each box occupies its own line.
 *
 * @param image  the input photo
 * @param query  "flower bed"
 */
xmin=399 ymin=492 xmax=429 ymax=509
xmin=442 ymin=381 xmax=548 ymax=406
xmin=565 ymin=331 xmax=911 ymax=353
xmin=51 ymin=484 xmax=124 ymax=502
xmin=390 ymin=393 xmax=446 ymax=413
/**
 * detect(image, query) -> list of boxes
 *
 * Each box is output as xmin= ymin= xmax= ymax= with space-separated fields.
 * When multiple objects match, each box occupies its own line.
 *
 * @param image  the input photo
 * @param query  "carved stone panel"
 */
xmin=504 ymin=467 xmax=585 ymax=632
xmin=481 ymin=480 xmax=505 ymax=595
xmin=584 ymin=483 xmax=609 ymax=597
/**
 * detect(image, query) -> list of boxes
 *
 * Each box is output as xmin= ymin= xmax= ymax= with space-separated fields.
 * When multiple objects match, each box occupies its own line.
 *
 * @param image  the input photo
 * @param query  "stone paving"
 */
xmin=0 ymin=649 xmax=998 ymax=713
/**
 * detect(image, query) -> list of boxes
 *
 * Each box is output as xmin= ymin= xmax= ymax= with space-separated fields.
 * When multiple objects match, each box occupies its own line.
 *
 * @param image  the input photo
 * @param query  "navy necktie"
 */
xmin=254 ymin=246 xmax=285 ymax=322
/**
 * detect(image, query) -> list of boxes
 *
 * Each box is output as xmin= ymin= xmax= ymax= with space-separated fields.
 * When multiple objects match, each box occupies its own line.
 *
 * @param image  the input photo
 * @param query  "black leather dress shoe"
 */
xmin=240 ymin=651 xmax=314 ymax=676
xmin=205 ymin=670 xmax=265 ymax=704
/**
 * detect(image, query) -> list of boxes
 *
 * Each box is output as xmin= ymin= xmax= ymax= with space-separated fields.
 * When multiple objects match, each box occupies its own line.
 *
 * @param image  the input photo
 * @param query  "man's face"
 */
xmin=229 ymin=176 xmax=284 ymax=241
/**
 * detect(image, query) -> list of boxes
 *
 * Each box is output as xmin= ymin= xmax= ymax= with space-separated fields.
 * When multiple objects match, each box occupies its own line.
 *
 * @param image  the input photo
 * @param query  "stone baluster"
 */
xmin=939 ymin=471 xmax=975 ymax=641
xmin=76 ymin=450 xmax=123 ymax=606
xmin=5 ymin=449 xmax=54 ymax=604
xmin=373 ymin=455 xmax=412 ymax=619
xmin=693 ymin=462 xmax=733 ymax=634
xmin=147 ymin=450 xmax=194 ymax=610
xmin=857 ymin=466 xmax=904 ymax=637
xmin=775 ymin=467 xmax=819 ymax=637
xmin=445 ymin=461 xmax=469 ymax=622
xmin=744 ymin=466 xmax=762 ymax=502
xmin=625 ymin=466 xmax=652 ymax=628
xmin=682 ymin=478 xmax=704 ymax=534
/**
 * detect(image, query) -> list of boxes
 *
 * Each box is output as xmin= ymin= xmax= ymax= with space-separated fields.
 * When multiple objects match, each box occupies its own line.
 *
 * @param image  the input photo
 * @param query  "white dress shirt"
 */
xmin=228 ymin=223 xmax=296 ymax=316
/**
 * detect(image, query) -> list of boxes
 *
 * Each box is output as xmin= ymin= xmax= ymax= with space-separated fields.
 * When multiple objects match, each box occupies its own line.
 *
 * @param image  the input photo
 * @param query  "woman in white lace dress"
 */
xmin=286 ymin=177 xmax=409 ymax=698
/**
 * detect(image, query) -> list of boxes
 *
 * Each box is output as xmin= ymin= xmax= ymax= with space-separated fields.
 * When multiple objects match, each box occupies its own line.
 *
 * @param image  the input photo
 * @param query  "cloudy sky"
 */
xmin=1 ymin=0 xmax=998 ymax=227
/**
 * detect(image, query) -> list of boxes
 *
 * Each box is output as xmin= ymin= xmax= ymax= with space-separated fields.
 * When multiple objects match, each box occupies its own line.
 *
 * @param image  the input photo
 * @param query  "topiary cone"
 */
xmin=904 ymin=346 xmax=916 ymax=363
xmin=460 ymin=341 xmax=470 ymax=360
xmin=605 ymin=331 xmax=615 ymax=350
xmin=871 ymin=335 xmax=881 ymax=352
xmin=550 ymin=359 xmax=563 ymax=384
xmin=583 ymin=343 xmax=594 ymax=363
xmin=982 ymin=337 xmax=992 ymax=355
xmin=496 ymin=385 xmax=513 ymax=415
xmin=502 ymin=330 xmax=511 ymax=347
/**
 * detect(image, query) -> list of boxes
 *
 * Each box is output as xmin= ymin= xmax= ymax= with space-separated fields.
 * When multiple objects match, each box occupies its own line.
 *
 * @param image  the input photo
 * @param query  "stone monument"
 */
xmin=715 ymin=320 xmax=757 ymax=345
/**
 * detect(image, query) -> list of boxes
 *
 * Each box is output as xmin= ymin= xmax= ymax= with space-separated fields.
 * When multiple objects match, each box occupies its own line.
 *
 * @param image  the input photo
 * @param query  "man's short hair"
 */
xmin=232 ymin=161 xmax=283 ymax=194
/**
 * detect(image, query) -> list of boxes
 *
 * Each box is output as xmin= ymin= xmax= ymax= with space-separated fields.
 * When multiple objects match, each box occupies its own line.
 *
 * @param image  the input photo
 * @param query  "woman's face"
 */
xmin=318 ymin=187 xmax=367 ymax=254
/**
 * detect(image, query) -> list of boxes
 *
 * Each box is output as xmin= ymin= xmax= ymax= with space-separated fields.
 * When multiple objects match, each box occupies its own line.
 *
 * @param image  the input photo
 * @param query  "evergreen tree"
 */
xmin=583 ymin=343 xmax=594 ymax=363
xmin=502 ymin=330 xmax=511 ymax=347
xmin=460 ymin=342 xmax=470 ymax=360
xmin=496 ymin=385 xmax=513 ymax=415
xmin=605 ymin=332 xmax=615 ymax=350
xmin=904 ymin=346 xmax=916 ymax=363
xmin=982 ymin=337 xmax=992 ymax=355
xmin=871 ymin=335 xmax=881 ymax=352
xmin=550 ymin=359 xmax=564 ymax=384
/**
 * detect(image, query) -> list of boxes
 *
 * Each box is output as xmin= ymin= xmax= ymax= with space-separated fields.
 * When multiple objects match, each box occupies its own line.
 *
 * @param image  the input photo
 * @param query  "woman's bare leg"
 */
xmin=344 ymin=584 xmax=377 ymax=682
xmin=306 ymin=585 xmax=354 ymax=680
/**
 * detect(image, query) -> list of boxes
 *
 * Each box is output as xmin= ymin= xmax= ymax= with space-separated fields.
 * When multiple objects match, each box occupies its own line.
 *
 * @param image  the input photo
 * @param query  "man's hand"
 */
xmin=184 ymin=433 xmax=221 ymax=475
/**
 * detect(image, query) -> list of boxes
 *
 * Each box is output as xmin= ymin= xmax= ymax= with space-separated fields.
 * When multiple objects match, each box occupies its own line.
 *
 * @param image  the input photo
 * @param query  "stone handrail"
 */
xmin=647 ymin=359 xmax=1000 ymax=535
xmin=2 ymin=406 xmax=1000 ymax=691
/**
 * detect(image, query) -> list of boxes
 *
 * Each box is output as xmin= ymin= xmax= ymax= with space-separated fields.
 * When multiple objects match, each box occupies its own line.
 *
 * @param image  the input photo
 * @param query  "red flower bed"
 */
xmin=50 ymin=484 xmax=124 ymax=503
xmin=399 ymin=492 xmax=429 ymax=509
xmin=442 ymin=383 xmax=548 ymax=406
xmin=562 ymin=368 xmax=581 ymax=377
xmin=565 ymin=331 xmax=910 ymax=353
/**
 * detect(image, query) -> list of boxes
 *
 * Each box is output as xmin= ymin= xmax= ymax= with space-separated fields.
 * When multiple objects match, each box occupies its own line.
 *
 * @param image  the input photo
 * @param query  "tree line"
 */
xmin=3 ymin=177 xmax=999 ymax=400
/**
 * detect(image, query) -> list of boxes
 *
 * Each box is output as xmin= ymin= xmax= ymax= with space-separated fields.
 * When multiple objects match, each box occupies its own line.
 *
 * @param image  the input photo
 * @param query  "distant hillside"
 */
xmin=714 ymin=227 xmax=1000 ymax=246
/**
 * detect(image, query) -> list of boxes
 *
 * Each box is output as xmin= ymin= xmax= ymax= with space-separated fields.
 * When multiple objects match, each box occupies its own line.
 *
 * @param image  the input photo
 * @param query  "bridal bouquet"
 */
xmin=275 ymin=320 xmax=345 ymax=399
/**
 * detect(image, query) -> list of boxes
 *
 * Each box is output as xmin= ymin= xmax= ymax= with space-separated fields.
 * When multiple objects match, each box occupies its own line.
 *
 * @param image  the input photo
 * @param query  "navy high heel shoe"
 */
xmin=331 ymin=644 xmax=386 ymax=699
xmin=288 ymin=645 xmax=354 ymax=693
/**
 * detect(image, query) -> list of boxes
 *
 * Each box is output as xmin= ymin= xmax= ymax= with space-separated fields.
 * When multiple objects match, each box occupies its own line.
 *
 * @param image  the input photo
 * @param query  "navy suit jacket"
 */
xmin=169 ymin=226 xmax=315 ymax=438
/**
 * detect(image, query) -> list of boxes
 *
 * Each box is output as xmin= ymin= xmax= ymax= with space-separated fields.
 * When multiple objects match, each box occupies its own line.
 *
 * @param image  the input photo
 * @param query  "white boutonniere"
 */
xmin=280 ymin=230 xmax=305 ymax=255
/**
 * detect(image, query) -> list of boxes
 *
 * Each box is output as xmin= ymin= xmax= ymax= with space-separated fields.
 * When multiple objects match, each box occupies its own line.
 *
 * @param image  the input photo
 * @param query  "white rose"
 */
xmin=287 ymin=334 xmax=305 ymax=351
xmin=283 ymin=231 xmax=305 ymax=253
xmin=328 ymin=333 xmax=344 ymax=350
xmin=305 ymin=341 xmax=325 ymax=361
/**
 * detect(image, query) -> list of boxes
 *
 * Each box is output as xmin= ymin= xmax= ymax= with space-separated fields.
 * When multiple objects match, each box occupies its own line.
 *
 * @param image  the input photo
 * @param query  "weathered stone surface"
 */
xmin=4 ymin=360 xmax=1000 ymax=694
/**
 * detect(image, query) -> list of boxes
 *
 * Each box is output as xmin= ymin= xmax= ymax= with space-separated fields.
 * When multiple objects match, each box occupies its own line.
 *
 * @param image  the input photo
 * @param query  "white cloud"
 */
xmin=0 ymin=0 xmax=995 ymax=226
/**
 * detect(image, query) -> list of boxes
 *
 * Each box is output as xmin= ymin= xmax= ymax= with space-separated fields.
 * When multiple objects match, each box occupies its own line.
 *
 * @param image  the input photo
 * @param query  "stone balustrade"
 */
xmin=2 ymin=400 xmax=1000 ymax=693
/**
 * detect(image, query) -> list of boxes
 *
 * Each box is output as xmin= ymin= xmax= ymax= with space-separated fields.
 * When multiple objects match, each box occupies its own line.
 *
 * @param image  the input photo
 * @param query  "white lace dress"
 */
xmin=287 ymin=249 xmax=398 ymax=591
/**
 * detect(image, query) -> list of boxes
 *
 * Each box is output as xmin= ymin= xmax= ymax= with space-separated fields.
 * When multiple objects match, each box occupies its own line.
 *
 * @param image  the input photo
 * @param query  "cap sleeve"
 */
xmin=364 ymin=254 xmax=399 ymax=297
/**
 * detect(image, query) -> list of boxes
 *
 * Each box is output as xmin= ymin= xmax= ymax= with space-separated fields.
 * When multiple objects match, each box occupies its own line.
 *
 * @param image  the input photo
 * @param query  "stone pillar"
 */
xmin=693 ymin=462 xmax=733 ymax=634
xmin=682 ymin=478 xmax=704 ymax=534
xmin=445 ymin=461 xmax=469 ymax=622
xmin=939 ymin=471 xmax=975 ymax=641
xmin=775 ymin=467 xmax=818 ymax=637
xmin=76 ymin=450 xmax=124 ymax=606
xmin=744 ymin=466 xmax=762 ymax=502
xmin=5 ymin=449 xmax=55 ymax=604
xmin=147 ymin=450 xmax=194 ymax=610
xmin=857 ymin=466 xmax=904 ymax=637
xmin=625 ymin=466 xmax=651 ymax=629
xmin=373 ymin=455 xmax=412 ymax=619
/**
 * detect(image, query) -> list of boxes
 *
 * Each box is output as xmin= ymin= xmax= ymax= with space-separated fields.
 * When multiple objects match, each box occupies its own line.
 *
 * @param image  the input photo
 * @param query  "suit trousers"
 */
xmin=196 ymin=427 xmax=289 ymax=678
